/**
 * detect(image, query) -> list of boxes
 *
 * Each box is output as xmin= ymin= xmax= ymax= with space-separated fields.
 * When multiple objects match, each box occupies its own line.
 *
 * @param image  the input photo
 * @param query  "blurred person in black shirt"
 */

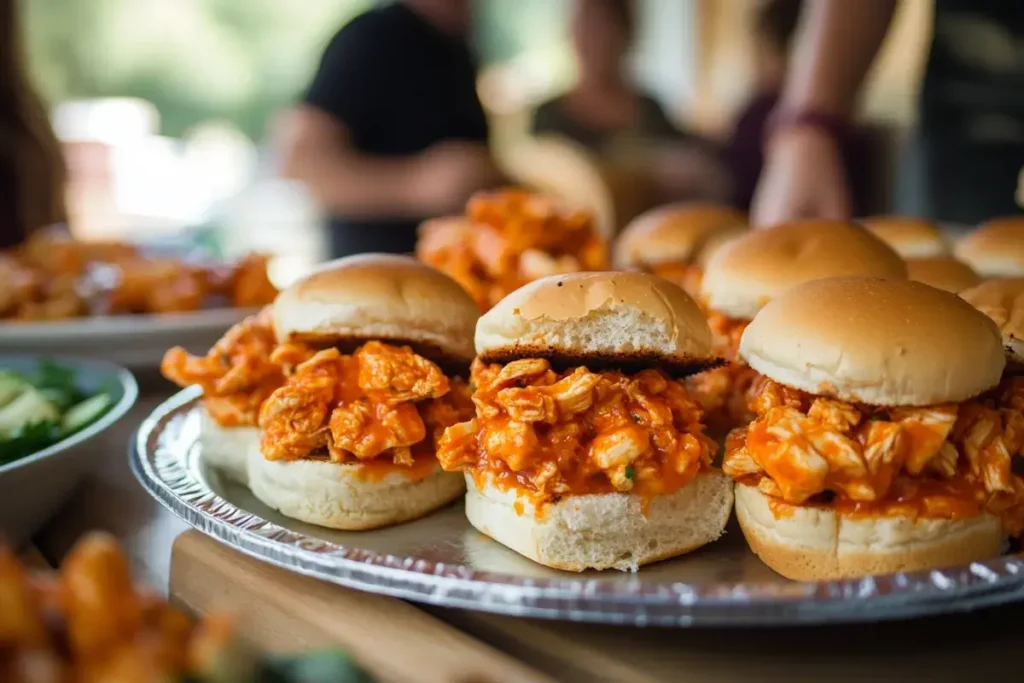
xmin=278 ymin=0 xmax=502 ymax=258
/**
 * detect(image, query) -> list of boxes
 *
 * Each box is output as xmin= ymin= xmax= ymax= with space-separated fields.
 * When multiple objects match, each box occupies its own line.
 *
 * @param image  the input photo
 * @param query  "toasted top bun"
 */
xmin=861 ymin=216 xmax=947 ymax=258
xmin=906 ymin=256 xmax=982 ymax=293
xmin=701 ymin=220 xmax=907 ymax=320
xmin=956 ymin=217 xmax=1024 ymax=276
xmin=740 ymin=277 xmax=1005 ymax=406
xmin=475 ymin=271 xmax=716 ymax=375
xmin=613 ymin=203 xmax=747 ymax=269
xmin=960 ymin=277 xmax=1024 ymax=366
xmin=273 ymin=254 xmax=478 ymax=367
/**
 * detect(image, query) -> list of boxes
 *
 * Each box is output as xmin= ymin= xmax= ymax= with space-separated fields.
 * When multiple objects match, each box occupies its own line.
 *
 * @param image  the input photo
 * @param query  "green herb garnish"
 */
xmin=625 ymin=465 xmax=635 ymax=481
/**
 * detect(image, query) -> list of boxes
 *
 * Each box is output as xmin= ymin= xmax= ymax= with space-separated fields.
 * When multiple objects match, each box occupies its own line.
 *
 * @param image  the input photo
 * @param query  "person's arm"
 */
xmin=278 ymin=106 xmax=435 ymax=217
xmin=751 ymin=0 xmax=897 ymax=226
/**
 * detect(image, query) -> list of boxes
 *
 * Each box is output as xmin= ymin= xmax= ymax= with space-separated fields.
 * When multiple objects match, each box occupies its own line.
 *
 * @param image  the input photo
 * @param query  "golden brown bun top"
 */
xmin=861 ymin=215 xmax=948 ymax=258
xmin=475 ymin=271 xmax=716 ymax=375
xmin=740 ymin=277 xmax=1005 ymax=406
xmin=905 ymin=256 xmax=982 ymax=293
xmin=613 ymin=202 xmax=747 ymax=269
xmin=960 ymin=277 xmax=1024 ymax=366
xmin=701 ymin=220 xmax=908 ymax=320
xmin=273 ymin=254 xmax=479 ymax=367
xmin=956 ymin=217 xmax=1024 ymax=276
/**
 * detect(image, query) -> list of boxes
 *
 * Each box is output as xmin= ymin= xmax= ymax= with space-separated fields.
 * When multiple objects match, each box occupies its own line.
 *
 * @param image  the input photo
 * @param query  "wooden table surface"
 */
xmin=34 ymin=380 xmax=1024 ymax=682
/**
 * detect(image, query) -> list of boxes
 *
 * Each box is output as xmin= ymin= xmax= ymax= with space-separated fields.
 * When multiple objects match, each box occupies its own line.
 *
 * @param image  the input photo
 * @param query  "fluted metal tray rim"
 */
xmin=131 ymin=387 xmax=1024 ymax=627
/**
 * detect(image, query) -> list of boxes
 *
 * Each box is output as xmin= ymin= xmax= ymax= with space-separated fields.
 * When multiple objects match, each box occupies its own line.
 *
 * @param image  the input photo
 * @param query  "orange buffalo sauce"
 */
xmin=686 ymin=311 xmax=756 ymax=432
xmin=724 ymin=378 xmax=1024 ymax=534
xmin=437 ymin=358 xmax=716 ymax=513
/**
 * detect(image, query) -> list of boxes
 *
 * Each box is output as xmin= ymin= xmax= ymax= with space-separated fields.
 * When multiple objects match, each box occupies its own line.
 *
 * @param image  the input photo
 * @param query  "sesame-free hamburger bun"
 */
xmin=250 ymin=254 xmax=479 ymax=530
xmin=468 ymin=271 xmax=732 ymax=570
xmin=956 ymin=217 xmax=1024 ymax=276
xmin=861 ymin=215 xmax=948 ymax=258
xmin=199 ymin=410 xmax=258 ymax=485
xmin=613 ymin=202 xmax=746 ymax=269
xmin=960 ymin=277 xmax=1024 ymax=367
xmin=733 ymin=483 xmax=1004 ymax=581
xmin=701 ymin=220 xmax=907 ymax=320
xmin=474 ymin=270 xmax=718 ymax=375
xmin=273 ymin=253 xmax=478 ymax=368
xmin=735 ymin=277 xmax=1007 ymax=580
xmin=905 ymin=256 xmax=981 ymax=293
xmin=739 ymin=277 xmax=1005 ymax=406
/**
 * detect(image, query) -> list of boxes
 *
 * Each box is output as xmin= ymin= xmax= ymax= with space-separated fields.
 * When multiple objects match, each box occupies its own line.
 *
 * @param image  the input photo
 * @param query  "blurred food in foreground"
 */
xmin=0 ymin=532 xmax=376 ymax=683
xmin=0 ymin=232 xmax=277 ymax=321
xmin=416 ymin=188 xmax=607 ymax=311
xmin=612 ymin=202 xmax=747 ymax=299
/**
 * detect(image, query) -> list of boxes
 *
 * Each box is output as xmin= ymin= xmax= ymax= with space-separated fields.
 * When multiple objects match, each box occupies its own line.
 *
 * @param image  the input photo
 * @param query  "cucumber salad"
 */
xmin=0 ymin=361 xmax=114 ymax=464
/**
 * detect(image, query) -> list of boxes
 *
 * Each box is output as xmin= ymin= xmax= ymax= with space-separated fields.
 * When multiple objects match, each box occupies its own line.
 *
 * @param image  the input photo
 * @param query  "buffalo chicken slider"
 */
xmin=724 ymin=277 xmax=1020 ymax=581
xmin=162 ymin=307 xmax=282 ymax=484
xmin=956 ymin=217 xmax=1024 ymax=277
xmin=691 ymin=220 xmax=907 ymax=432
xmin=861 ymin=216 xmax=948 ymax=258
xmin=961 ymin=277 xmax=1024 ymax=371
xmin=437 ymin=271 xmax=733 ymax=571
xmin=248 ymin=254 xmax=479 ymax=530
xmin=905 ymin=256 xmax=981 ymax=293
xmin=612 ymin=202 xmax=747 ymax=299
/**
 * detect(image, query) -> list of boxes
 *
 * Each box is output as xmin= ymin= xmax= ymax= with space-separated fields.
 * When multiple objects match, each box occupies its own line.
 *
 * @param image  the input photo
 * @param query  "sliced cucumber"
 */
xmin=0 ymin=389 xmax=59 ymax=439
xmin=0 ymin=371 xmax=29 ymax=408
xmin=62 ymin=393 xmax=113 ymax=433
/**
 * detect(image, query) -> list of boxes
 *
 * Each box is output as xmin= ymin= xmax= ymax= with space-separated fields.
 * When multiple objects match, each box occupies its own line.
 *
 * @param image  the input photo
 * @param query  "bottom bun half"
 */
xmin=248 ymin=447 xmax=465 ymax=531
xmin=465 ymin=471 xmax=734 ymax=572
xmin=734 ymin=483 xmax=1004 ymax=581
xmin=199 ymin=409 xmax=258 ymax=485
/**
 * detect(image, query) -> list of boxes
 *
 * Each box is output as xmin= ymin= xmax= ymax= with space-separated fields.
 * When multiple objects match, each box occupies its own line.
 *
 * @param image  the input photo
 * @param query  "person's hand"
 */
xmin=751 ymin=126 xmax=851 ymax=228
xmin=412 ymin=141 xmax=504 ymax=216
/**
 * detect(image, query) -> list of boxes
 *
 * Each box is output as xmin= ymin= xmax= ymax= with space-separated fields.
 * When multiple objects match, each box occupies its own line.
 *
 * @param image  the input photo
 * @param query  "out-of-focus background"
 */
xmin=21 ymin=0 xmax=930 ymax=283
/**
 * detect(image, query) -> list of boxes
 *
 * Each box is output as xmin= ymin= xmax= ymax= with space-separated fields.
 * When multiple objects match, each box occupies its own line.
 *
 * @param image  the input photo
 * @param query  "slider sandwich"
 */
xmin=905 ymin=256 xmax=981 ymax=293
xmin=162 ymin=307 xmax=282 ymax=484
xmin=861 ymin=216 xmax=948 ymax=258
xmin=956 ymin=217 xmax=1024 ymax=276
xmin=961 ymin=277 xmax=1024 ymax=372
xmin=436 ymin=271 xmax=732 ymax=571
xmin=724 ymin=277 xmax=1024 ymax=581
xmin=248 ymin=254 xmax=479 ymax=530
xmin=691 ymin=220 xmax=906 ymax=432
xmin=613 ymin=203 xmax=747 ymax=299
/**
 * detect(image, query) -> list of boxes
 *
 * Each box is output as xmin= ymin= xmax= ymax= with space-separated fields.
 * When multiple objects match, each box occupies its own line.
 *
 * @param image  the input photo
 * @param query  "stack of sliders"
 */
xmin=612 ymin=202 xmax=747 ymax=299
xmin=246 ymin=254 xmax=480 ymax=530
xmin=724 ymin=277 xmax=1024 ymax=580
xmin=862 ymin=215 xmax=981 ymax=293
xmin=956 ymin=216 xmax=1024 ymax=277
xmin=162 ymin=307 xmax=283 ymax=484
xmin=436 ymin=271 xmax=733 ymax=571
xmin=690 ymin=220 xmax=906 ymax=433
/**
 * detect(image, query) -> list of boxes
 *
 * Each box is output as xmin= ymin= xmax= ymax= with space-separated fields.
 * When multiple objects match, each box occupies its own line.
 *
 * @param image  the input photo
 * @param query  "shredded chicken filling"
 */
xmin=258 ymin=341 xmax=473 ymax=471
xmin=436 ymin=359 xmax=716 ymax=504
xmin=161 ymin=308 xmax=283 ymax=427
xmin=686 ymin=312 xmax=757 ymax=430
xmin=416 ymin=189 xmax=607 ymax=311
xmin=723 ymin=378 xmax=1024 ymax=534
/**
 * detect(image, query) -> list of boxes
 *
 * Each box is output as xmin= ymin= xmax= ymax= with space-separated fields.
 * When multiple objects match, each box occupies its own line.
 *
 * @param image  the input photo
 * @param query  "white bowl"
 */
xmin=0 ymin=356 xmax=138 ymax=547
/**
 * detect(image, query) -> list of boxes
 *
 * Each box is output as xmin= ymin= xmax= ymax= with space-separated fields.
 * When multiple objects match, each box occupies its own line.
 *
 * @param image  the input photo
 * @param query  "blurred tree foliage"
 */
xmin=21 ymin=0 xmax=569 ymax=141
xmin=22 ymin=0 xmax=369 ymax=140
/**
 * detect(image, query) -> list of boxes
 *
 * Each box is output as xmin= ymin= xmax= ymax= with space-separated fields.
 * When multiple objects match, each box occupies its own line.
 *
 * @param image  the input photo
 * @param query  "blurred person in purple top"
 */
xmin=727 ymin=0 xmax=870 ymax=218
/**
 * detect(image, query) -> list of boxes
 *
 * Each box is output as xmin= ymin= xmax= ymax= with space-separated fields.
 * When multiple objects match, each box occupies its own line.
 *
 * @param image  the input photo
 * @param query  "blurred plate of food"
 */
xmin=0 ymin=355 xmax=137 ymax=547
xmin=2 ymin=532 xmax=378 ymax=682
xmin=0 ymin=229 xmax=279 ymax=367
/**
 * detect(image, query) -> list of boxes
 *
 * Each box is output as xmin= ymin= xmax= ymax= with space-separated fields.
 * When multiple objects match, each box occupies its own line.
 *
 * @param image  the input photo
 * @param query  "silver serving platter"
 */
xmin=133 ymin=387 xmax=1024 ymax=626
